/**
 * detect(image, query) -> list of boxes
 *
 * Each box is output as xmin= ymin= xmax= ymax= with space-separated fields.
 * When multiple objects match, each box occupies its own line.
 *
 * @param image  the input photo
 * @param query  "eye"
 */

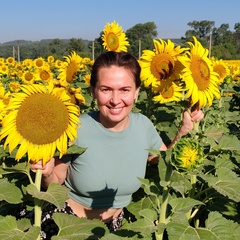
xmin=121 ymin=88 xmax=130 ymax=93
xmin=101 ymin=88 xmax=111 ymax=92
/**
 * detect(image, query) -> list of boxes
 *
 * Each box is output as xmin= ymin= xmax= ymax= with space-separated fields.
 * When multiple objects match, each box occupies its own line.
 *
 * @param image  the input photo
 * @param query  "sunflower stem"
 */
xmin=34 ymin=169 xmax=43 ymax=240
xmin=156 ymin=160 xmax=172 ymax=239
xmin=186 ymin=174 xmax=197 ymax=221
xmin=193 ymin=121 xmax=199 ymax=132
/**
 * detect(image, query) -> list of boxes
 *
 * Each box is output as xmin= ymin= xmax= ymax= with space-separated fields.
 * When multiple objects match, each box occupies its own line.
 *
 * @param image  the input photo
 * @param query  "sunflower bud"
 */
xmin=172 ymin=138 xmax=203 ymax=172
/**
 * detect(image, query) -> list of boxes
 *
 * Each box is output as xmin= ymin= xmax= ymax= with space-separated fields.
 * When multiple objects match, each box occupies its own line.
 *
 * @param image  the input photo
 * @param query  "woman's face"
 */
xmin=92 ymin=65 xmax=139 ymax=131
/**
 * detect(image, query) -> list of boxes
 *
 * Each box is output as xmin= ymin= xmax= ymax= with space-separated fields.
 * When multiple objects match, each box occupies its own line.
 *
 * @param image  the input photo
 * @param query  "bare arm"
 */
xmin=148 ymin=108 xmax=204 ymax=164
xmin=30 ymin=157 xmax=69 ymax=189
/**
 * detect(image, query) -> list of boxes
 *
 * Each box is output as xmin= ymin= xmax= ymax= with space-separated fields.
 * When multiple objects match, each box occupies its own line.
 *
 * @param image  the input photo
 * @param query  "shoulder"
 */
xmin=80 ymin=111 xmax=98 ymax=122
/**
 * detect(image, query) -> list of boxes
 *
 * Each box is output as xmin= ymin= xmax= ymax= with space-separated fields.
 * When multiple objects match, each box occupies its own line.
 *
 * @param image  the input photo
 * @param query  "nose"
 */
xmin=110 ymin=91 xmax=121 ymax=105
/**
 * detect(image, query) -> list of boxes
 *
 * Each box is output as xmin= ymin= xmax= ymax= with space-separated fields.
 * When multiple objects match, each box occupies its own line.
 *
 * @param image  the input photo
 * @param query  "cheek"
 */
xmin=95 ymin=93 xmax=110 ymax=105
xmin=121 ymin=94 xmax=136 ymax=105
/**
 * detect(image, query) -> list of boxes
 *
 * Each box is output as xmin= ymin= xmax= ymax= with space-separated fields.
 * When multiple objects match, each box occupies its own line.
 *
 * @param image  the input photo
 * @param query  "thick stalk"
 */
xmin=156 ymin=161 xmax=172 ymax=240
xmin=34 ymin=169 xmax=43 ymax=240
xmin=186 ymin=174 xmax=197 ymax=221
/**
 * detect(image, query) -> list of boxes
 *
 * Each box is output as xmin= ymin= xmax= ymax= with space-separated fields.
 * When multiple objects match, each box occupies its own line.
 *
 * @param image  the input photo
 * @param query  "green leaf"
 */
xmin=204 ymin=167 xmax=240 ymax=202
xmin=171 ymin=171 xmax=192 ymax=196
xmin=52 ymin=212 xmax=108 ymax=239
xmin=66 ymin=144 xmax=87 ymax=155
xmin=139 ymin=208 xmax=158 ymax=222
xmin=26 ymin=183 xmax=69 ymax=208
xmin=204 ymin=126 xmax=224 ymax=142
xmin=205 ymin=212 xmax=240 ymax=240
xmin=0 ymin=160 xmax=29 ymax=175
xmin=0 ymin=215 xmax=40 ymax=240
xmin=213 ymin=135 xmax=240 ymax=151
xmin=169 ymin=198 xmax=204 ymax=214
xmin=0 ymin=178 xmax=22 ymax=204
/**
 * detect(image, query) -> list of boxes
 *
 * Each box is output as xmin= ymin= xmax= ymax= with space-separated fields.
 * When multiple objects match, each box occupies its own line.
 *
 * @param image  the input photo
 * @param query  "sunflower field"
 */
xmin=0 ymin=21 xmax=240 ymax=239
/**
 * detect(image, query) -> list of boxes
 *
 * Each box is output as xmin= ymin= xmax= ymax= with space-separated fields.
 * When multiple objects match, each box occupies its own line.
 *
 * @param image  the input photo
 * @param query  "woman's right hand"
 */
xmin=30 ymin=157 xmax=55 ymax=178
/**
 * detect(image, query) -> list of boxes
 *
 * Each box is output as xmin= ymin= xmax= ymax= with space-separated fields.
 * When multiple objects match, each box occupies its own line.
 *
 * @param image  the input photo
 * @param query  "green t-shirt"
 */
xmin=64 ymin=111 xmax=162 ymax=209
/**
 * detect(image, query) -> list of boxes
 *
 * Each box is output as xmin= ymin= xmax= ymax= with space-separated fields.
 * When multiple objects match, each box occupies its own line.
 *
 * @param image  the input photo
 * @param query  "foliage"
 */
xmin=0 ymin=21 xmax=240 ymax=239
xmin=0 ymin=76 xmax=240 ymax=239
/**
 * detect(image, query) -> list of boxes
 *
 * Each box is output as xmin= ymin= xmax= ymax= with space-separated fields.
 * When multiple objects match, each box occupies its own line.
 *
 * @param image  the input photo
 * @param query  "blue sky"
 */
xmin=0 ymin=0 xmax=239 ymax=44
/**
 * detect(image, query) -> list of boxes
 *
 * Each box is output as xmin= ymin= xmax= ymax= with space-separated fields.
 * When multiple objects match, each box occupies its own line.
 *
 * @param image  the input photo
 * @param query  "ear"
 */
xmin=134 ymin=87 xmax=140 ymax=102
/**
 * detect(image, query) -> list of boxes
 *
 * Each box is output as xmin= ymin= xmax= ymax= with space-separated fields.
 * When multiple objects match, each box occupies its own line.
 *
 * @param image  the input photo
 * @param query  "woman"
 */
xmin=31 ymin=51 xmax=204 ymax=239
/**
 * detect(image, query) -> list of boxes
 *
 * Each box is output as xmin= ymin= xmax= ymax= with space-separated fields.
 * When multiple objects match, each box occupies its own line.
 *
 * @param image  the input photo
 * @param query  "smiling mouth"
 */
xmin=108 ymin=107 xmax=123 ymax=114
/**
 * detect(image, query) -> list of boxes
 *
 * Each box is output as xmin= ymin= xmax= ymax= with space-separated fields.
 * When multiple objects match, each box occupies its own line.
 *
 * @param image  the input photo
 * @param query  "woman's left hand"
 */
xmin=180 ymin=108 xmax=204 ymax=135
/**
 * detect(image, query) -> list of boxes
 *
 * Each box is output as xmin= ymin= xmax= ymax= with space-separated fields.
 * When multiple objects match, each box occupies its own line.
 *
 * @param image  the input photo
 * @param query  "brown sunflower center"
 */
xmin=107 ymin=33 xmax=119 ymax=51
xmin=150 ymin=53 xmax=174 ymax=81
xmin=16 ymin=93 xmax=69 ymax=145
xmin=191 ymin=57 xmax=210 ymax=91
xmin=40 ymin=70 xmax=51 ymax=81
xmin=24 ymin=72 xmax=34 ymax=81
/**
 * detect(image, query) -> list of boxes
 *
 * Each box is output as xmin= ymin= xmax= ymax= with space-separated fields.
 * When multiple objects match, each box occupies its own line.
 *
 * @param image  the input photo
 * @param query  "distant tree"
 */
xmin=184 ymin=20 xmax=215 ymax=48
xmin=233 ymin=23 xmax=240 ymax=44
xmin=66 ymin=38 xmax=89 ymax=56
xmin=49 ymin=39 xmax=65 ymax=54
xmin=126 ymin=22 xmax=157 ymax=58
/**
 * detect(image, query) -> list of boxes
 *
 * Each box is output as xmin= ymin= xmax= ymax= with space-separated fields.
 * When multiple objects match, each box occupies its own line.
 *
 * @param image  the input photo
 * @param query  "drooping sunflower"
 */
xmin=102 ymin=20 xmax=130 ymax=52
xmin=58 ymin=51 xmax=82 ymax=87
xmin=152 ymin=82 xmax=185 ymax=104
xmin=172 ymin=138 xmax=203 ymax=172
xmin=178 ymin=37 xmax=221 ymax=108
xmin=0 ymin=82 xmax=80 ymax=165
xmin=139 ymin=39 xmax=186 ymax=90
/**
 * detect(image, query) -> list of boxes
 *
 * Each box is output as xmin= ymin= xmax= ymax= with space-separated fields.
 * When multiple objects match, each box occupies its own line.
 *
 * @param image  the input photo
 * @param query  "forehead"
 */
xmin=97 ymin=66 xmax=135 ymax=87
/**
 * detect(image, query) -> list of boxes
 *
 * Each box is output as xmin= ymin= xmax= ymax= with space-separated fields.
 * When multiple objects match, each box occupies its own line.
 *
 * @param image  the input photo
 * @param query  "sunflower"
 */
xmin=0 ymin=64 xmax=8 ymax=75
xmin=21 ymin=70 xmax=36 ymax=84
xmin=102 ymin=20 xmax=130 ymax=52
xmin=0 ymin=87 xmax=11 ymax=125
xmin=212 ymin=59 xmax=230 ymax=85
xmin=153 ymin=82 xmax=185 ymax=104
xmin=22 ymin=59 xmax=34 ymax=69
xmin=36 ymin=66 xmax=53 ymax=82
xmin=58 ymin=51 xmax=82 ymax=87
xmin=33 ymin=57 xmax=47 ymax=69
xmin=6 ymin=57 xmax=15 ymax=66
xmin=139 ymin=39 xmax=186 ymax=89
xmin=9 ymin=81 xmax=21 ymax=93
xmin=172 ymin=138 xmax=203 ymax=172
xmin=0 ymin=82 xmax=80 ymax=165
xmin=178 ymin=37 xmax=221 ymax=108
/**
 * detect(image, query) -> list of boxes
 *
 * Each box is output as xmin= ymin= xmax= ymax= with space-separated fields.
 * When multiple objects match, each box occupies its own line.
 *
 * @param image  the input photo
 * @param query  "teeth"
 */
xmin=110 ymin=107 xmax=122 ymax=113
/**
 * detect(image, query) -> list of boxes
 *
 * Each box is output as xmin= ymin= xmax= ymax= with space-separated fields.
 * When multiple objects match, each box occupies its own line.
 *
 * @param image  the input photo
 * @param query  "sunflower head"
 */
xmin=58 ymin=51 xmax=82 ymax=87
xmin=101 ymin=20 xmax=130 ymax=52
xmin=0 ymin=82 xmax=80 ymax=165
xmin=139 ymin=39 xmax=186 ymax=89
xmin=179 ymin=36 xmax=221 ymax=108
xmin=172 ymin=138 xmax=203 ymax=172
xmin=152 ymin=82 xmax=184 ymax=104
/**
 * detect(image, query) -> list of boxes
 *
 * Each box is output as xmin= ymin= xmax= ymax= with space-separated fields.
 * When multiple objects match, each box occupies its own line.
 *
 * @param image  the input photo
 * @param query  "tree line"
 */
xmin=0 ymin=20 xmax=240 ymax=61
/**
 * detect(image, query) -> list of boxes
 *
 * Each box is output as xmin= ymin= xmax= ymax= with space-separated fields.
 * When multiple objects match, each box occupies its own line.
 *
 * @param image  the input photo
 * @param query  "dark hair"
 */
xmin=90 ymin=51 xmax=141 ymax=88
